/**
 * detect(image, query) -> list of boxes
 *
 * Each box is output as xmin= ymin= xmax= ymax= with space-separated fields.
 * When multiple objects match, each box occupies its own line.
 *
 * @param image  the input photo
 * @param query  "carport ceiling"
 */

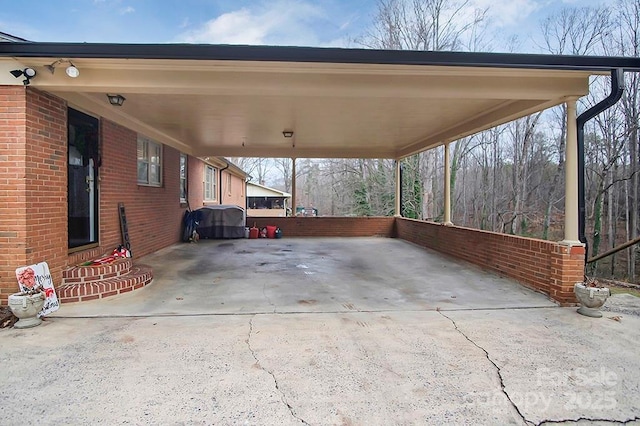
xmin=2 ymin=44 xmax=636 ymax=159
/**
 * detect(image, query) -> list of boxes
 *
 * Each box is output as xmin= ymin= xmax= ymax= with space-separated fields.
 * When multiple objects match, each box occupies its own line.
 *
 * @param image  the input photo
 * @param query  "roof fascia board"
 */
xmin=2 ymin=42 xmax=640 ymax=71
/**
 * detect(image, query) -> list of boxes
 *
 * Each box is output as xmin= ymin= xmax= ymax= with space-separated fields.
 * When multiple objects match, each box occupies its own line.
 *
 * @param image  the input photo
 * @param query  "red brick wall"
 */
xmin=0 ymin=86 xmax=29 ymax=301
xmin=0 ymin=88 xmax=197 ymax=304
xmin=396 ymin=218 xmax=582 ymax=304
xmin=25 ymin=89 xmax=68 ymax=290
xmin=95 ymin=119 xmax=184 ymax=260
xmin=0 ymin=87 xmax=67 ymax=302
xmin=247 ymin=217 xmax=396 ymax=237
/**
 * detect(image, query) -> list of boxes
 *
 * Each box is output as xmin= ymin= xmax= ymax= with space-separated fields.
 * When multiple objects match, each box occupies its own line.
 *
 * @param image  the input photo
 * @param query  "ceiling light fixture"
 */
xmin=106 ymin=94 xmax=126 ymax=106
xmin=45 ymin=59 xmax=80 ymax=78
xmin=282 ymin=130 xmax=294 ymax=138
xmin=10 ymin=68 xmax=36 ymax=85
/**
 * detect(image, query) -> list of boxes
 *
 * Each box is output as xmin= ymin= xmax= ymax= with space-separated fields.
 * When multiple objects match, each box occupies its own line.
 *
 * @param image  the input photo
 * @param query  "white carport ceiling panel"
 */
xmin=32 ymin=58 xmax=591 ymax=159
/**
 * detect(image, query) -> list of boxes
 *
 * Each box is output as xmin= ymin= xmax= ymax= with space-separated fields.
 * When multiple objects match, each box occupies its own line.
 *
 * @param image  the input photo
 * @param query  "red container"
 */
xmin=266 ymin=225 xmax=277 ymax=239
xmin=249 ymin=227 xmax=259 ymax=239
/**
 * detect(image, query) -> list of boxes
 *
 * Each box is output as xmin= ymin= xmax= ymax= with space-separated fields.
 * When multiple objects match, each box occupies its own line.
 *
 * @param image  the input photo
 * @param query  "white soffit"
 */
xmin=21 ymin=58 xmax=592 ymax=159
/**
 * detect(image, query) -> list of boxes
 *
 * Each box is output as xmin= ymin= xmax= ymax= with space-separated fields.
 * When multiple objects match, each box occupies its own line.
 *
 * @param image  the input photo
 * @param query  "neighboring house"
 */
xmin=247 ymin=182 xmax=291 ymax=217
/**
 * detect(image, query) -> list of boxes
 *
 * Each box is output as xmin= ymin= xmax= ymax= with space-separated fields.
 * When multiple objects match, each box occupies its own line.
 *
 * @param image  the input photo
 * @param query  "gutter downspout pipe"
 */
xmin=219 ymin=161 xmax=230 ymax=204
xmin=576 ymin=68 xmax=624 ymax=263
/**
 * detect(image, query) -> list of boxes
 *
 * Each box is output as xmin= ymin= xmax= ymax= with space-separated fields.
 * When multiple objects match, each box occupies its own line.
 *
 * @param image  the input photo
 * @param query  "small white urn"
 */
xmin=574 ymin=282 xmax=610 ymax=318
xmin=8 ymin=292 xmax=45 ymax=329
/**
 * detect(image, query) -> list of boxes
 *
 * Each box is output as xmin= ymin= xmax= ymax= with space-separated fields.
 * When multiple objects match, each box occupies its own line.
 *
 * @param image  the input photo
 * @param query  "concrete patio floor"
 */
xmin=53 ymin=237 xmax=557 ymax=317
xmin=1 ymin=237 xmax=639 ymax=425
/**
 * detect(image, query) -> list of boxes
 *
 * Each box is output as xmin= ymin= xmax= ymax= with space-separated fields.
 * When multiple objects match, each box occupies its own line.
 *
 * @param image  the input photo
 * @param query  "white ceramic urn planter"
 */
xmin=8 ymin=292 xmax=45 ymax=329
xmin=574 ymin=282 xmax=610 ymax=318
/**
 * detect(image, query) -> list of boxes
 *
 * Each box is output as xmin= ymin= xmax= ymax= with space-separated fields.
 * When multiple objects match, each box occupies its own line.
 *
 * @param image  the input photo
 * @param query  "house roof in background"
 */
xmin=0 ymin=31 xmax=29 ymax=43
xmin=201 ymin=157 xmax=247 ymax=178
xmin=247 ymin=182 xmax=291 ymax=198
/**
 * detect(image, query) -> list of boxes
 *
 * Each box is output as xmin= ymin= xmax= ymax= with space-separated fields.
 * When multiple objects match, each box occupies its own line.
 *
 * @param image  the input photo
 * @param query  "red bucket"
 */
xmin=266 ymin=225 xmax=277 ymax=239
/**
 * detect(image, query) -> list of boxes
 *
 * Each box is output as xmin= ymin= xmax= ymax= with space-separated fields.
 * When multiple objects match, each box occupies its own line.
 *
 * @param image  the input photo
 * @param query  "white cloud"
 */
xmin=120 ymin=6 xmax=135 ymax=15
xmin=177 ymin=0 xmax=324 ymax=46
xmin=473 ymin=0 xmax=541 ymax=27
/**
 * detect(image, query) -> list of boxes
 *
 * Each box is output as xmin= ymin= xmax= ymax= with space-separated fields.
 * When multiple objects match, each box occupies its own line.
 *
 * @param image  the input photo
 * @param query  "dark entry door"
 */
xmin=68 ymin=108 xmax=100 ymax=249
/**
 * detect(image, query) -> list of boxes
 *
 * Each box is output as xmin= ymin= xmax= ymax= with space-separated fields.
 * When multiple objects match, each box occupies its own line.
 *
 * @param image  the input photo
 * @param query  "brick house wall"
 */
xmin=0 ymin=86 xmax=28 ymax=302
xmin=220 ymin=170 xmax=245 ymax=208
xmin=185 ymin=159 xmax=246 ymax=209
xmin=91 ymin=119 xmax=184 ymax=261
xmin=395 ymin=218 xmax=583 ymax=305
xmin=0 ymin=87 xmax=68 ymax=302
xmin=0 ymin=86 xmax=247 ymax=304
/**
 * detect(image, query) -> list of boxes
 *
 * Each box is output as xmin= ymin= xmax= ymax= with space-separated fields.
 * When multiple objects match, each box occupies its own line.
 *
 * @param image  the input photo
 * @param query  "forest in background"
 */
xmin=231 ymin=0 xmax=640 ymax=283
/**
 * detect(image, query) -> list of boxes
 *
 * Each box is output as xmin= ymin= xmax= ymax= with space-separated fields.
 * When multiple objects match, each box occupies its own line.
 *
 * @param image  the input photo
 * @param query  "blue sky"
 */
xmin=0 ymin=0 xmax=614 ymax=52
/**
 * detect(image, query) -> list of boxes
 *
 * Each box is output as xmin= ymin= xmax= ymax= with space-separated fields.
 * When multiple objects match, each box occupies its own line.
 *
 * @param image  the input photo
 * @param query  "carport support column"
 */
xmin=562 ymin=99 xmax=581 ymax=245
xmin=291 ymin=158 xmax=297 ymax=216
xmin=551 ymin=98 xmax=583 ymax=305
xmin=394 ymin=160 xmax=402 ymax=217
xmin=443 ymin=143 xmax=453 ymax=226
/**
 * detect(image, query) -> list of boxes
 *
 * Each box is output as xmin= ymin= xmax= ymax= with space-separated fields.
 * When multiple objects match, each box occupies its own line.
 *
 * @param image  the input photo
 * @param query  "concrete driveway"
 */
xmin=1 ymin=238 xmax=639 ymax=425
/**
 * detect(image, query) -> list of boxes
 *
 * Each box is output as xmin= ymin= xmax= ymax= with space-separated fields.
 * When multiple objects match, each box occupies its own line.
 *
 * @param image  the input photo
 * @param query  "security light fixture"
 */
xmin=45 ymin=59 xmax=80 ymax=78
xmin=65 ymin=64 xmax=80 ymax=78
xmin=282 ymin=130 xmax=294 ymax=138
xmin=106 ymin=94 xmax=126 ymax=106
xmin=10 ymin=67 xmax=36 ymax=85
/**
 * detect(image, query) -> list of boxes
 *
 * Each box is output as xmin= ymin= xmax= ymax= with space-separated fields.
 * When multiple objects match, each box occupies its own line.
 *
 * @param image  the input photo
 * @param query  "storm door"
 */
xmin=68 ymin=108 xmax=100 ymax=249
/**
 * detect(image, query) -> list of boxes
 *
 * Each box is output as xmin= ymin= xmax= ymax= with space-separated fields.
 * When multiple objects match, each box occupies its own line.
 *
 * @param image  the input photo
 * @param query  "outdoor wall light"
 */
xmin=106 ymin=94 xmax=126 ymax=106
xmin=45 ymin=59 xmax=80 ymax=78
xmin=282 ymin=130 xmax=294 ymax=138
xmin=10 ymin=68 xmax=36 ymax=85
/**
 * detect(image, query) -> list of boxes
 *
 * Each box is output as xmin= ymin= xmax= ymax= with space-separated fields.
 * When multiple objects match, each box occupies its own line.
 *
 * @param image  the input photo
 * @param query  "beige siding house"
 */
xmin=247 ymin=182 xmax=291 ymax=217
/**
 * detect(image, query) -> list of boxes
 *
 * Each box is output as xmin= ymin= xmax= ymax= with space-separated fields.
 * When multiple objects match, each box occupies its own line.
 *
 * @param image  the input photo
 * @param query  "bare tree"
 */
xmin=614 ymin=0 xmax=640 ymax=280
xmin=538 ymin=5 xmax=611 ymax=240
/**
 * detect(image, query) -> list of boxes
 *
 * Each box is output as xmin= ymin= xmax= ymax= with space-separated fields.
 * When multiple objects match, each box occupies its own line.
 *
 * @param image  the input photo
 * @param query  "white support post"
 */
xmin=395 ymin=159 xmax=402 ymax=217
xmin=291 ymin=158 xmax=297 ymax=217
xmin=443 ymin=143 xmax=453 ymax=226
xmin=562 ymin=99 xmax=581 ymax=245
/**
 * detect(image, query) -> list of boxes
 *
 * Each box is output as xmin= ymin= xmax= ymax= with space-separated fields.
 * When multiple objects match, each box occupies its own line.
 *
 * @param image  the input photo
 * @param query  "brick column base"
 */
xmin=550 ymin=244 xmax=585 ymax=306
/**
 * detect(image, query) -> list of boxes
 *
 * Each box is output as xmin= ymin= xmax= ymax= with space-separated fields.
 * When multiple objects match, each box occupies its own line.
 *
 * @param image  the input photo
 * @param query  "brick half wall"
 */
xmin=247 ymin=216 xmax=395 ymax=237
xmin=395 ymin=218 xmax=584 ymax=305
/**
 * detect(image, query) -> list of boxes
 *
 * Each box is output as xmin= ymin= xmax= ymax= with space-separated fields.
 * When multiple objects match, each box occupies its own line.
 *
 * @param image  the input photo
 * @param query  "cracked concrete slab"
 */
xmin=1 ymin=307 xmax=639 ymax=424
xmin=0 ymin=316 xmax=297 ymax=425
xmin=442 ymin=308 xmax=640 ymax=425
xmin=3 ymin=238 xmax=639 ymax=424
xmin=245 ymin=311 xmax=526 ymax=425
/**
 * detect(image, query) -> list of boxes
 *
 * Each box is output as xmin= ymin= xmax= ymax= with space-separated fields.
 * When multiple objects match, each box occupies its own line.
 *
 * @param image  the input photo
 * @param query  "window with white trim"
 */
xmin=137 ymin=136 xmax=162 ymax=186
xmin=226 ymin=173 xmax=232 ymax=195
xmin=180 ymin=153 xmax=187 ymax=202
xmin=204 ymin=165 xmax=217 ymax=201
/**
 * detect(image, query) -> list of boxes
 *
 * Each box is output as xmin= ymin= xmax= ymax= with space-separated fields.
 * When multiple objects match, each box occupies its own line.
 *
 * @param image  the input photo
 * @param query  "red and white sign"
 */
xmin=15 ymin=262 xmax=60 ymax=317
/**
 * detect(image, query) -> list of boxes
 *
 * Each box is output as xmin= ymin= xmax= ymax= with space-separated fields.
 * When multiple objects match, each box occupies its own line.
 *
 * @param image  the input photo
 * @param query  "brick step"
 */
xmin=62 ymin=258 xmax=132 ymax=285
xmin=58 ymin=265 xmax=153 ymax=304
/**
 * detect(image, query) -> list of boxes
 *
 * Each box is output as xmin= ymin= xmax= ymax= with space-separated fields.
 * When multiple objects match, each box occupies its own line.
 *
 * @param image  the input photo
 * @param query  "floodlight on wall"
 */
xmin=282 ymin=130 xmax=294 ymax=138
xmin=45 ymin=59 xmax=80 ymax=78
xmin=10 ymin=68 xmax=36 ymax=85
xmin=106 ymin=94 xmax=126 ymax=106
